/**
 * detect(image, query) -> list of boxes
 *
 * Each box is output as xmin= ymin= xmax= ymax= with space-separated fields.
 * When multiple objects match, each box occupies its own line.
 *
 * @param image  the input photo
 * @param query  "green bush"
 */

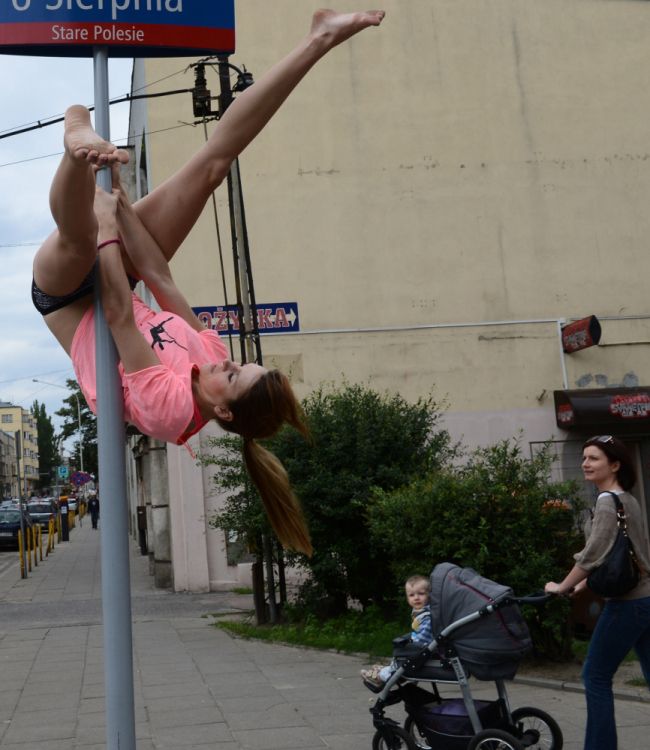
xmin=367 ymin=440 xmax=585 ymax=659
xmin=267 ymin=383 xmax=454 ymax=614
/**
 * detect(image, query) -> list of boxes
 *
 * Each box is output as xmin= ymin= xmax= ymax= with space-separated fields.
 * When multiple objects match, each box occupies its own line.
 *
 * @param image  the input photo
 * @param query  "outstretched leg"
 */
xmin=32 ymin=106 xmax=130 ymax=354
xmin=33 ymin=105 xmax=129 ymax=297
xmin=133 ymin=9 xmax=385 ymax=261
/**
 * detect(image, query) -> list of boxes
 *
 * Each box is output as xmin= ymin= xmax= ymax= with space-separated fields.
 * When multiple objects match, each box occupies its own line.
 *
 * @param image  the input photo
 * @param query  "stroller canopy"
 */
xmin=429 ymin=563 xmax=532 ymax=680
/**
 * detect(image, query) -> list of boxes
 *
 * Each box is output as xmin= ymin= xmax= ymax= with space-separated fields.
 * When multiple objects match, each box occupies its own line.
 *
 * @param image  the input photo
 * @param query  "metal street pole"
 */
xmin=93 ymin=46 xmax=136 ymax=750
xmin=217 ymin=57 xmax=262 ymax=367
xmin=74 ymin=395 xmax=84 ymax=474
xmin=215 ymin=57 xmax=279 ymax=624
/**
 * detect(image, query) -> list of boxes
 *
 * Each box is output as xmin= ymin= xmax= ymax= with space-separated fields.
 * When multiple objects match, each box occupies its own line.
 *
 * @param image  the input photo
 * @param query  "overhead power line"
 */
xmin=0 ymin=121 xmax=195 ymax=170
xmin=0 ymin=64 xmax=191 ymax=137
xmin=0 ymin=369 xmax=73 ymax=386
xmin=0 ymin=241 xmax=42 ymax=248
xmin=0 ymin=56 xmax=241 ymax=141
xmin=0 ymin=88 xmax=194 ymax=142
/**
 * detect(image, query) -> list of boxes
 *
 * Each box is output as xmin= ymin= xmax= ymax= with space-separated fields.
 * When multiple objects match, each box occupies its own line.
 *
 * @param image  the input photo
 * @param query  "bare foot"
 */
xmin=64 ymin=105 xmax=129 ymax=166
xmin=309 ymin=9 xmax=385 ymax=50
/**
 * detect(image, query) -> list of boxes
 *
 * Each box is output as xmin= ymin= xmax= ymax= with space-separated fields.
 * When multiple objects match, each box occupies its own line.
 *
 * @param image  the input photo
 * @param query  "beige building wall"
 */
xmin=138 ymin=0 xmax=650 ymax=403
xmin=0 ymin=431 xmax=18 ymax=498
xmin=128 ymin=0 xmax=650 ymax=588
xmin=0 ymin=405 xmax=38 ymax=496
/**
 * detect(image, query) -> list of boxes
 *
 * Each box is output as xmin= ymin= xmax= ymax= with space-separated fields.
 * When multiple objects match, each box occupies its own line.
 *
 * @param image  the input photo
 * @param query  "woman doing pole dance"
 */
xmin=31 ymin=9 xmax=386 ymax=556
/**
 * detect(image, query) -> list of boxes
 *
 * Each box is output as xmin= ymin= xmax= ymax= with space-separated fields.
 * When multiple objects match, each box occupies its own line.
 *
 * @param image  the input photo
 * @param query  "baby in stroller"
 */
xmin=361 ymin=574 xmax=433 ymax=688
xmin=363 ymin=563 xmax=563 ymax=750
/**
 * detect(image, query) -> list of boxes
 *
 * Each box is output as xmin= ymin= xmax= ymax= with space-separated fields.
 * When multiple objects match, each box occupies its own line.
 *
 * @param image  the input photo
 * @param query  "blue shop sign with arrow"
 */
xmin=193 ymin=303 xmax=300 ymax=336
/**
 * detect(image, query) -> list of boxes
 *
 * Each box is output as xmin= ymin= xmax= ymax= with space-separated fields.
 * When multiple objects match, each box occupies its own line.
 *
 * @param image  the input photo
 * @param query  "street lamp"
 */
xmin=32 ymin=379 xmax=84 ymax=474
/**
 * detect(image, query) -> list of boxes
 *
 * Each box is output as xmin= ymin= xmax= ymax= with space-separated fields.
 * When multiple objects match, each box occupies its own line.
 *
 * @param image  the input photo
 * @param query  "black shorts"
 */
xmin=32 ymin=269 xmax=138 ymax=316
xmin=31 ymin=269 xmax=96 ymax=316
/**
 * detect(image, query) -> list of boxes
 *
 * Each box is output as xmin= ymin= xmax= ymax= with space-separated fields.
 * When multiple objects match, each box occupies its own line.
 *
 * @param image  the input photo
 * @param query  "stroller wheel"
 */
xmin=403 ymin=716 xmax=431 ymax=750
xmin=467 ymin=728 xmax=524 ymax=750
xmin=372 ymin=725 xmax=417 ymax=750
xmin=511 ymin=707 xmax=563 ymax=750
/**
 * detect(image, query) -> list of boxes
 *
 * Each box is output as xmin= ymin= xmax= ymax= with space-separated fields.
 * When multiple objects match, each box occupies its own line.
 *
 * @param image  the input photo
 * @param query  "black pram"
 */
xmin=365 ymin=563 xmax=563 ymax=750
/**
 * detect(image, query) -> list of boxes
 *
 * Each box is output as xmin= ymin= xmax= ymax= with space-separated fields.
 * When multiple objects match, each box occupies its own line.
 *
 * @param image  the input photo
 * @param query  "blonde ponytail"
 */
xmin=216 ymin=369 xmax=312 ymax=555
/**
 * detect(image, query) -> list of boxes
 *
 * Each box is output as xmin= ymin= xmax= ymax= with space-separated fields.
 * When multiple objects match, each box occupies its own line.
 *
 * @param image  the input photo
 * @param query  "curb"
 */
xmin=514 ymin=675 xmax=650 ymax=704
xmin=217 ymin=620 xmax=650 ymax=705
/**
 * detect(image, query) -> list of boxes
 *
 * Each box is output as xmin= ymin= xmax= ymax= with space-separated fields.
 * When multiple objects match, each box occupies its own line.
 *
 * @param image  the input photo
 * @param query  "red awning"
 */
xmin=554 ymin=388 xmax=650 ymax=433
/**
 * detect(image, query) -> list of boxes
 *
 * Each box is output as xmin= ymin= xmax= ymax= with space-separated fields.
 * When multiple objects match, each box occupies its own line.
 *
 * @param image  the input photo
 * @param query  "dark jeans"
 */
xmin=582 ymin=596 xmax=650 ymax=749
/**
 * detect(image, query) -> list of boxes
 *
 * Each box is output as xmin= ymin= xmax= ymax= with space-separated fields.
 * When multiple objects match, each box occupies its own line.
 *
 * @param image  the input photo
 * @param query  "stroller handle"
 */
xmin=471 ymin=591 xmax=550 ymax=618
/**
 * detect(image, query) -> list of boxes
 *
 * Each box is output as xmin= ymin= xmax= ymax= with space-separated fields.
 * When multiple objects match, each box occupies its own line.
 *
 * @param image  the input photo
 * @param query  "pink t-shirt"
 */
xmin=71 ymin=293 xmax=228 ymax=444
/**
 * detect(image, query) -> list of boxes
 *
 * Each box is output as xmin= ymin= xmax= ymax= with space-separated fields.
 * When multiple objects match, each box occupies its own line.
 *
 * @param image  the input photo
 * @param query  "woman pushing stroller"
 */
xmin=545 ymin=435 xmax=650 ymax=750
xmin=31 ymin=9 xmax=386 ymax=556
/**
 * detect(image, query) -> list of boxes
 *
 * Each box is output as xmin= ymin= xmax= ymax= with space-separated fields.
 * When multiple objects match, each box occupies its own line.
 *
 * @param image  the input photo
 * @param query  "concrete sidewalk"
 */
xmin=0 ymin=524 xmax=648 ymax=749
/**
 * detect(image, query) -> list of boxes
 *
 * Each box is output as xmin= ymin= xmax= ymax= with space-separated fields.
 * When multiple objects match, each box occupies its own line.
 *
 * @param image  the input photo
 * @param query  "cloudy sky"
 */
xmin=0 ymin=53 xmax=132 ymax=443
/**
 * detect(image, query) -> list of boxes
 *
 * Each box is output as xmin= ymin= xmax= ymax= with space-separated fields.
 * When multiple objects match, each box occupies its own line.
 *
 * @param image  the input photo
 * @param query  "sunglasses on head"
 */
xmin=590 ymin=435 xmax=614 ymax=445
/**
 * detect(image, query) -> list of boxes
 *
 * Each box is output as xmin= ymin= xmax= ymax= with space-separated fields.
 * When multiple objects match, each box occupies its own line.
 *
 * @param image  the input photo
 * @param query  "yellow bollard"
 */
xmin=27 ymin=528 xmax=32 ymax=573
xmin=38 ymin=525 xmax=43 ymax=562
xmin=18 ymin=530 xmax=25 ymax=579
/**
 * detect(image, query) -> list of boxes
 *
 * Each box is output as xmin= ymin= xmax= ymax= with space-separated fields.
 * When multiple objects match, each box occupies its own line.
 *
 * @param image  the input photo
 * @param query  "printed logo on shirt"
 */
xmin=148 ymin=318 xmax=188 ymax=351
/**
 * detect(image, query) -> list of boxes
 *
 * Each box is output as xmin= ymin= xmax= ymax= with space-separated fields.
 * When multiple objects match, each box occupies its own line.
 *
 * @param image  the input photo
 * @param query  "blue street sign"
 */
xmin=57 ymin=465 xmax=69 ymax=479
xmin=193 ymin=302 xmax=301 ymax=336
xmin=0 ymin=0 xmax=235 ymax=57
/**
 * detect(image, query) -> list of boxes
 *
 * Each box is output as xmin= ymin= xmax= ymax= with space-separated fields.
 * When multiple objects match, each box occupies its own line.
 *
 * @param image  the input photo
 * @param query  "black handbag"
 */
xmin=587 ymin=492 xmax=641 ymax=598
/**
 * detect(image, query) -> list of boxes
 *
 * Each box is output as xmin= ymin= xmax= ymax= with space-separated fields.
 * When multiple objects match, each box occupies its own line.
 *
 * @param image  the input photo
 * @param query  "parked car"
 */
xmin=27 ymin=499 xmax=57 ymax=529
xmin=0 ymin=508 xmax=34 ymax=549
xmin=67 ymin=495 xmax=78 ymax=512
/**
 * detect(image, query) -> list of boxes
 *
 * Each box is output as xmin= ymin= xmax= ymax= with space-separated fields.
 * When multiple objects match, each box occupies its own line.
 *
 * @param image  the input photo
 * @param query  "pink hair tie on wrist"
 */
xmin=97 ymin=238 xmax=121 ymax=250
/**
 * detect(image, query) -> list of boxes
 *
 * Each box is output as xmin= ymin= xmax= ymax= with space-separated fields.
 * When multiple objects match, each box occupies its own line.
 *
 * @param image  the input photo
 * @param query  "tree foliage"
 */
xmin=203 ymin=434 xmax=269 ymax=549
xmin=55 ymin=379 xmax=97 ymax=476
xmin=31 ymin=400 xmax=59 ymax=490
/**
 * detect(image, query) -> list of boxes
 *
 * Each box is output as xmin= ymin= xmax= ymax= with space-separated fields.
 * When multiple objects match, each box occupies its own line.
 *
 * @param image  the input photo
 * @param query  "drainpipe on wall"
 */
xmin=557 ymin=319 xmax=569 ymax=390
